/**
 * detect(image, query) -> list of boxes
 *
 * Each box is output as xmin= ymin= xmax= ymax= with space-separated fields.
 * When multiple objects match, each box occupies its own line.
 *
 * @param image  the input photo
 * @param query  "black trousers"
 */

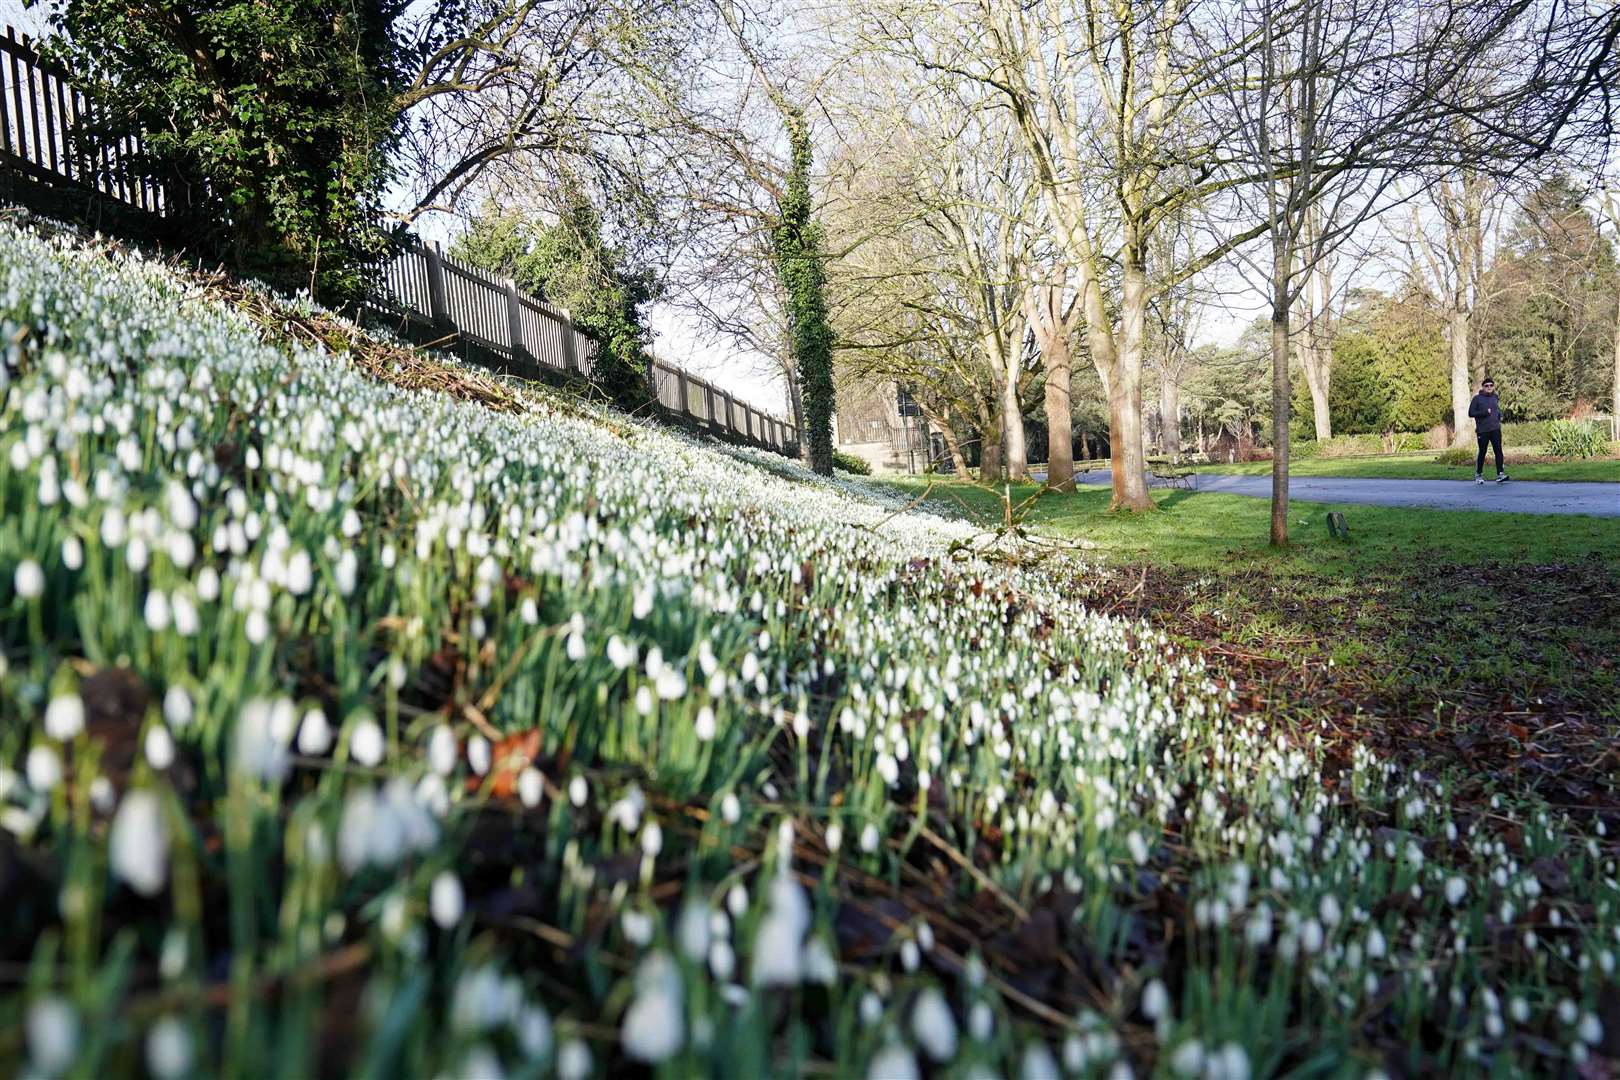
xmin=1475 ymin=429 xmax=1503 ymax=474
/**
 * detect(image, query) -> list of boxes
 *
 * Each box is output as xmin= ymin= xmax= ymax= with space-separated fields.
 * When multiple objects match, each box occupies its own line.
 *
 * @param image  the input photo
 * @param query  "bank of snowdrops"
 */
xmin=0 ymin=221 xmax=1614 ymax=1077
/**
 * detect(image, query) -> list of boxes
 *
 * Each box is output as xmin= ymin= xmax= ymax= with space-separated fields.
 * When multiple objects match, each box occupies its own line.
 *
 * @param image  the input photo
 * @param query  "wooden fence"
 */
xmin=0 ymin=25 xmax=800 ymax=456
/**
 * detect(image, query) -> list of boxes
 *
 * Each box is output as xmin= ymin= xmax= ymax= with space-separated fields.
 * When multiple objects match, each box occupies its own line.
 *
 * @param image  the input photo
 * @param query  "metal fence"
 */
xmin=0 ymin=25 xmax=799 ymax=456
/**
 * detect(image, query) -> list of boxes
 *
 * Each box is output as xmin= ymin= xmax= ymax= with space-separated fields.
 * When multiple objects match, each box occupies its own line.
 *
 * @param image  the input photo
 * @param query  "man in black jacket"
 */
xmin=1469 ymin=378 xmax=1508 ymax=484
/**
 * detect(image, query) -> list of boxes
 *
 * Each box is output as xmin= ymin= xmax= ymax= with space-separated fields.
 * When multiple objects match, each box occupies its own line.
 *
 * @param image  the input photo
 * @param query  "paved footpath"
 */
xmin=1062 ymin=468 xmax=1620 ymax=518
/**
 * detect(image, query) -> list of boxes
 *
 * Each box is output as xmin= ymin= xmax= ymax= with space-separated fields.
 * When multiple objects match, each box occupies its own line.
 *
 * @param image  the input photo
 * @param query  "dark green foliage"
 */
xmin=44 ymin=0 xmax=407 ymax=302
xmin=1481 ymin=176 xmax=1618 ymax=418
xmin=1544 ymin=420 xmax=1609 ymax=459
xmin=773 ymin=107 xmax=835 ymax=475
xmin=832 ymin=450 xmax=871 ymax=475
xmin=452 ymin=206 xmax=656 ymax=411
xmin=1299 ymin=294 xmax=1450 ymax=438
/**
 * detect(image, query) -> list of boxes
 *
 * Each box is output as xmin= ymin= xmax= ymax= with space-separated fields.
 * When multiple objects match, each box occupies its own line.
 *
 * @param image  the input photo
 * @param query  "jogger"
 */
xmin=1467 ymin=378 xmax=1509 ymax=484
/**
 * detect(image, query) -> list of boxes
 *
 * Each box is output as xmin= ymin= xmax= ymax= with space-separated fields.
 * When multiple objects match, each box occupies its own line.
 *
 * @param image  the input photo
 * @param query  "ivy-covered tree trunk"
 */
xmin=772 ymin=108 xmax=835 ymax=475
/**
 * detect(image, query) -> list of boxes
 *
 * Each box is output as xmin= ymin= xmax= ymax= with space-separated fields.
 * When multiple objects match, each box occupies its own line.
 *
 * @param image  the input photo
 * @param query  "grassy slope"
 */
xmin=5 ymin=220 xmax=1618 ymax=1078
xmin=1183 ymin=452 xmax=1620 ymax=483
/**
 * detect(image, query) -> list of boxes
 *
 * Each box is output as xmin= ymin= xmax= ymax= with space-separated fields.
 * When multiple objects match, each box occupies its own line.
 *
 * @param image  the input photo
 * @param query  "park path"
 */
xmin=1057 ymin=468 xmax=1620 ymax=518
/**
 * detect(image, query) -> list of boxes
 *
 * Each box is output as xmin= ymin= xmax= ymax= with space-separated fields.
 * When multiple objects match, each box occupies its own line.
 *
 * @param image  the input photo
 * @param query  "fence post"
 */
xmin=503 ymin=279 xmax=531 ymax=375
xmin=675 ymin=366 xmax=691 ymax=419
xmin=559 ymin=309 xmax=582 ymax=378
xmin=423 ymin=242 xmax=452 ymax=334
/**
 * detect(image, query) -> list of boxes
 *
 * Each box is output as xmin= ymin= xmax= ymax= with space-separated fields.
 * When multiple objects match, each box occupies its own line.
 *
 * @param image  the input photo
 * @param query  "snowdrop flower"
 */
xmin=27 ymin=996 xmax=78 ymax=1076
xmin=556 ymin=1039 xmax=592 ymax=1080
xmin=26 ymin=745 xmax=62 ymax=792
xmin=427 ymin=725 xmax=458 ymax=775
xmin=144 ymin=725 xmax=175 ymax=769
xmin=1127 ymin=831 xmax=1150 ymax=865
xmin=861 ymin=823 xmax=881 ymax=853
xmin=143 ymin=590 xmax=171 ymax=631
xmin=1141 ymin=979 xmax=1170 ymax=1021
xmin=622 ymin=952 xmax=685 ymax=1063
xmin=911 ymin=987 xmax=958 ymax=1061
xmin=43 ymin=694 xmax=84 ymax=741
xmin=235 ymin=698 xmax=293 ymax=782
xmin=145 ymin=1017 xmax=192 ymax=1080
xmin=516 ymin=1004 xmax=553 ymax=1061
xmin=110 ymin=790 xmax=169 ymax=896
xmin=607 ymin=635 xmax=636 ymax=670
xmin=348 ymin=715 xmax=385 ymax=767
xmin=468 ymin=734 xmax=491 ymax=776
xmin=298 ymin=708 xmax=333 ymax=755
xmin=1445 ymin=877 xmax=1467 ymax=906
xmin=14 ymin=559 xmax=44 ymax=599
xmin=568 ymin=775 xmax=588 ymax=806
xmin=825 ymin=823 xmax=843 ymax=853
xmin=866 ymin=1042 xmax=919 ymax=1080
xmin=430 ymin=871 xmax=465 ymax=928
xmin=804 ymin=935 xmax=839 ymax=985
xmin=694 ymin=705 xmax=716 ymax=741
xmin=518 ymin=767 xmax=544 ymax=808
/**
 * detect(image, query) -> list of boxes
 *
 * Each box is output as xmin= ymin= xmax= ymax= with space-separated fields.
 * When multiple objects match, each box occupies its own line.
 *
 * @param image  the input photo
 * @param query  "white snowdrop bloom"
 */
xmin=1170 ymin=1040 xmax=1205 ymax=1077
xmin=1578 ymin=1012 xmax=1603 ymax=1045
xmin=825 ymin=823 xmax=843 ymax=853
xmin=61 ymin=536 xmax=83 ymax=571
xmin=14 ymin=559 xmax=45 ymax=599
xmin=160 ymin=686 xmax=192 ymax=730
xmin=335 ymin=550 xmax=358 ymax=596
xmin=518 ymin=767 xmax=545 ymax=808
xmin=26 ymin=745 xmax=62 ymax=792
xmin=297 ymin=708 xmax=332 ymax=755
xmin=622 ymin=952 xmax=685 ymax=1063
xmin=468 ymin=734 xmax=492 ymax=776
xmin=694 ymin=705 xmax=716 ymax=742
xmin=428 ymin=725 xmax=458 ymax=776
xmin=462 ymin=1044 xmax=506 ymax=1080
xmin=709 ymin=939 xmax=737 ymax=981
xmin=89 ymin=776 xmax=115 ymax=814
xmin=27 ymin=996 xmax=78 ymax=1076
xmin=633 ymin=586 xmax=654 ymax=619
xmin=1319 ymin=893 xmax=1341 ymax=928
xmin=911 ymin=987 xmax=958 ymax=1061
xmin=44 ymin=694 xmax=85 ymax=741
xmin=430 ymin=871 xmax=465 ymax=928
xmin=341 ymin=508 xmax=362 ymax=537
xmin=565 ymin=631 xmax=586 ymax=661
xmin=349 ymin=716 xmax=385 ymax=767
xmin=607 ymin=635 xmax=636 ymax=670
xmin=877 ymin=753 xmax=899 ymax=787
xmin=1127 ymin=831 xmax=1150 ymax=865
xmin=677 ymin=904 xmax=711 ymax=961
xmin=866 ymin=1042 xmax=919 ymax=1080
xmin=1141 ymin=979 xmax=1170 ymax=1021
xmin=1445 ymin=877 xmax=1467 ymax=906
xmin=144 ymin=725 xmax=175 ymax=770
xmin=721 ymin=792 xmax=740 ymax=824
xmin=861 ymin=823 xmax=881 ymax=853
xmin=171 ymin=592 xmax=199 ymax=635
xmin=516 ymin=1005 xmax=553 ymax=1061
xmin=110 ymin=790 xmax=169 ymax=896
xmin=1021 ymin=1040 xmax=1062 ymax=1080
xmin=804 ymin=935 xmax=839 ymax=985
xmin=969 ymin=1001 xmax=994 ymax=1041
xmin=901 ymin=939 xmax=920 ymax=972
xmin=143 ymin=590 xmax=171 ymax=631
xmin=556 ymin=1038 xmax=593 ymax=1080
xmin=641 ymin=821 xmax=663 ymax=857
xmin=144 ymin=1017 xmax=192 ymax=1080
xmin=568 ymin=775 xmax=588 ymax=807
xmin=860 ymin=992 xmax=884 ymax=1026
xmin=635 ymin=685 xmax=655 ymax=716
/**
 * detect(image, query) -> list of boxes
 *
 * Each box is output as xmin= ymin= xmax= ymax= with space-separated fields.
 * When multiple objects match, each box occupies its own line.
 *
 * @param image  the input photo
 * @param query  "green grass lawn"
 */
xmin=888 ymin=475 xmax=1620 ymax=574
xmin=1183 ymin=450 xmax=1620 ymax=482
xmin=885 ymin=476 xmax=1620 ymax=724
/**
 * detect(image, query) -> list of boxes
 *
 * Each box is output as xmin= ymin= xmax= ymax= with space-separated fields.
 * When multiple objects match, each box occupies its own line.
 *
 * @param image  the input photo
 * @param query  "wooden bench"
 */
xmin=1149 ymin=468 xmax=1197 ymax=490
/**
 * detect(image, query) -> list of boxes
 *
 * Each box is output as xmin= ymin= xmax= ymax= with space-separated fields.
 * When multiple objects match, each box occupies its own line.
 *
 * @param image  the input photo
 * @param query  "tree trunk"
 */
xmin=918 ymin=400 xmax=970 ymax=476
xmin=1611 ymin=288 xmax=1619 ymax=441
xmin=1299 ymin=329 xmax=1332 ymax=441
xmin=1269 ymin=226 xmax=1293 ymax=548
xmin=1026 ymin=284 xmax=1077 ymax=491
xmin=786 ymin=369 xmax=808 ymax=462
xmin=1159 ymin=368 xmax=1181 ymax=460
xmin=1001 ymin=356 xmax=1028 ymax=481
xmin=1108 ymin=262 xmax=1154 ymax=512
xmin=979 ymin=403 xmax=1003 ymax=483
xmin=1449 ymin=308 xmax=1475 ymax=447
